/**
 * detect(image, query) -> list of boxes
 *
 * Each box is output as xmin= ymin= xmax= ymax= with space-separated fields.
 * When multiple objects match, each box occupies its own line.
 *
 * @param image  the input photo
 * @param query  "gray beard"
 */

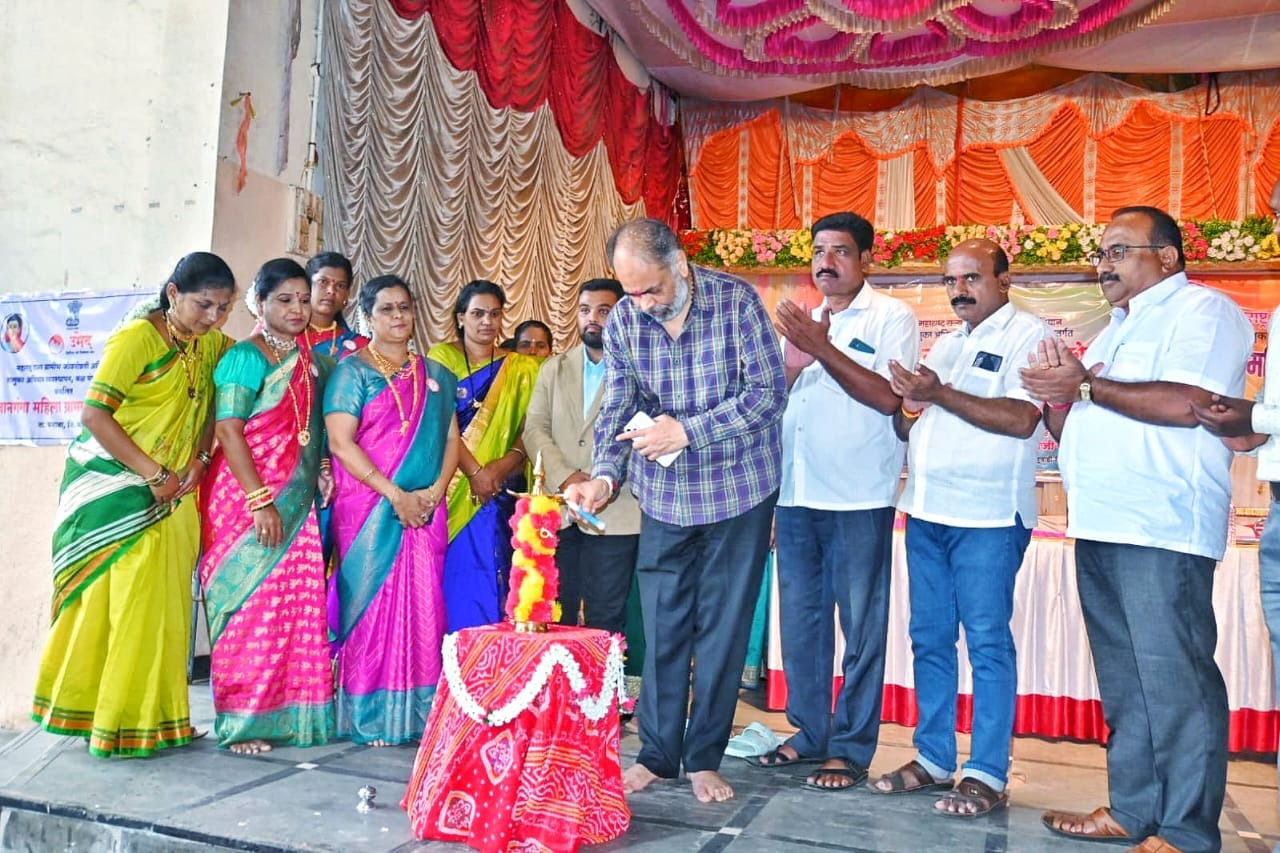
xmin=644 ymin=273 xmax=691 ymax=321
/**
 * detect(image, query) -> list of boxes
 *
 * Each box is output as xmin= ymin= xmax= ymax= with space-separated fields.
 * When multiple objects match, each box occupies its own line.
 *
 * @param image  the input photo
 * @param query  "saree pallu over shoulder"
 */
xmin=427 ymin=345 xmax=539 ymax=541
xmin=200 ymin=343 xmax=333 ymax=747
xmin=327 ymin=355 xmax=455 ymax=643
xmin=51 ymin=321 xmax=225 ymax=618
xmin=33 ymin=319 xmax=226 ymax=757
xmin=200 ymin=347 xmax=325 ymax=645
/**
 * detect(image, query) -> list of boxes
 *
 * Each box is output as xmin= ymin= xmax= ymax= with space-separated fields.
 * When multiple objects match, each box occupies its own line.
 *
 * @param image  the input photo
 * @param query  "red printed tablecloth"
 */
xmin=402 ymin=623 xmax=630 ymax=853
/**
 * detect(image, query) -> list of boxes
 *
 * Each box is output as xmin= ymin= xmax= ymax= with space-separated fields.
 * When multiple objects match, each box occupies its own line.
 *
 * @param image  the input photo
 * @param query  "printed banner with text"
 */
xmin=0 ymin=289 xmax=152 ymax=445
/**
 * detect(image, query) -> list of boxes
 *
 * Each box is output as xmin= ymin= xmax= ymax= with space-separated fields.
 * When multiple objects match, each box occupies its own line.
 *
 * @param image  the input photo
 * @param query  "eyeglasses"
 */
xmin=1087 ymin=244 xmax=1167 ymax=266
xmin=313 ymin=275 xmax=351 ymax=291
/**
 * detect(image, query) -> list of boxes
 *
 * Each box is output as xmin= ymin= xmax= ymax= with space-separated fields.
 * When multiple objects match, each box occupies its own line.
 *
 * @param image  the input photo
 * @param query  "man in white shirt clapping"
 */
xmin=867 ymin=239 xmax=1047 ymax=819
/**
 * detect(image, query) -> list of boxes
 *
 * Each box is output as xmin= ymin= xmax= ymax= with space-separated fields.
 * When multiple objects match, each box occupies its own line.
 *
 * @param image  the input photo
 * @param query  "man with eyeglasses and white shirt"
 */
xmin=1020 ymin=206 xmax=1252 ymax=853
xmin=1188 ymin=176 xmax=1280 ymax=801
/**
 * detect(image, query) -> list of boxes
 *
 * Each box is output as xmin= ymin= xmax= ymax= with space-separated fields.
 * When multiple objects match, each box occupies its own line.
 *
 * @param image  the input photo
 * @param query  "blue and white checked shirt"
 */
xmin=591 ymin=265 xmax=786 ymax=526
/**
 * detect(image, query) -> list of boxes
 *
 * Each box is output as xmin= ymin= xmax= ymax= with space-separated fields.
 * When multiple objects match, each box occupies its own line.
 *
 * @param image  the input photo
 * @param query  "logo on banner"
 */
xmin=65 ymin=299 xmax=83 ymax=330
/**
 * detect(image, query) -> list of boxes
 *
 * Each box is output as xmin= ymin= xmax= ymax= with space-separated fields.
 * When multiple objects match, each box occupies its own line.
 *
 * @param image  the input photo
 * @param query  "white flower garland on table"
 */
xmin=442 ymin=632 xmax=629 ymax=727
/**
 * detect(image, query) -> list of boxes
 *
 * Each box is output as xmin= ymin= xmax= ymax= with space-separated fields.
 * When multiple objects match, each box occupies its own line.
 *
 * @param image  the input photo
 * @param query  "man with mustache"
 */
xmin=867 ymin=239 xmax=1047 ymax=817
xmin=523 ymin=278 xmax=640 ymax=634
xmin=752 ymin=211 xmax=918 ymax=792
xmin=1187 ymin=176 xmax=1280 ymax=797
xmin=565 ymin=218 xmax=786 ymax=803
xmin=1020 ymin=207 xmax=1252 ymax=853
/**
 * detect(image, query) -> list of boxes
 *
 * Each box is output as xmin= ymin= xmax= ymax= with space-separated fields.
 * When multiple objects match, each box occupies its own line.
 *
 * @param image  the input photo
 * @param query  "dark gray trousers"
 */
xmin=635 ymin=492 xmax=776 ymax=776
xmin=1075 ymin=539 xmax=1228 ymax=853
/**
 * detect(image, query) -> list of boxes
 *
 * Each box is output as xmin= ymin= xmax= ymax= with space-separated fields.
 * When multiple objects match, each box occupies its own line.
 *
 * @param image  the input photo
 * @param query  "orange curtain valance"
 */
xmin=686 ymin=71 xmax=1280 ymax=229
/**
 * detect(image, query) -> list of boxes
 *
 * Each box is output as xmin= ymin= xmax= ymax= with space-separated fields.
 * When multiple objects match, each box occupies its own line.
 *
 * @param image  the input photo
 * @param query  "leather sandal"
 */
xmin=802 ymin=758 xmax=868 ymax=792
xmin=1042 ymin=806 xmax=1135 ymax=841
xmin=935 ymin=777 xmax=1008 ymax=818
xmin=1127 ymin=837 xmax=1184 ymax=853
xmin=744 ymin=744 xmax=821 ymax=769
xmin=868 ymin=760 xmax=954 ymax=795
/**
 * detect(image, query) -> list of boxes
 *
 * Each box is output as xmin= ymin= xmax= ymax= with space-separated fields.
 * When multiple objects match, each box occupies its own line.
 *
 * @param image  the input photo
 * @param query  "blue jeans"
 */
xmin=1259 ymin=499 xmax=1280 ymax=789
xmin=775 ymin=505 xmax=894 ymax=768
xmin=904 ymin=516 xmax=1030 ymax=791
xmin=1075 ymin=540 xmax=1227 ymax=853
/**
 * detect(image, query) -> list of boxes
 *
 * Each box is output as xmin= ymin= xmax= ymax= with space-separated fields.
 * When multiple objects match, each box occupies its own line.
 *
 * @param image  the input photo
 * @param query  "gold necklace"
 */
xmin=369 ymin=346 xmax=418 ymax=435
xmin=308 ymin=321 xmax=340 ymax=357
xmin=264 ymin=333 xmax=313 ymax=446
xmin=164 ymin=312 xmax=199 ymax=399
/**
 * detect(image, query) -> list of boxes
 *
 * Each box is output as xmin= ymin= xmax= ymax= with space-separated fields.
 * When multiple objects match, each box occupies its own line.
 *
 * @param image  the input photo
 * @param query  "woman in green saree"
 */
xmin=32 ymin=252 xmax=236 ymax=757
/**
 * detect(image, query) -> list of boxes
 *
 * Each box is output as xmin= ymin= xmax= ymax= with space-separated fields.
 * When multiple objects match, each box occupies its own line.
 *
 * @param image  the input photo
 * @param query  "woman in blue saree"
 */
xmin=427 ymin=280 xmax=540 ymax=631
xmin=325 ymin=275 xmax=459 ymax=745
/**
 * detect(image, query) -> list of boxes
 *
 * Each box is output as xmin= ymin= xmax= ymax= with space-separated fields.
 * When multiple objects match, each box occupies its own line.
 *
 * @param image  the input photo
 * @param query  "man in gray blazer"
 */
xmin=524 ymin=278 xmax=641 ymax=632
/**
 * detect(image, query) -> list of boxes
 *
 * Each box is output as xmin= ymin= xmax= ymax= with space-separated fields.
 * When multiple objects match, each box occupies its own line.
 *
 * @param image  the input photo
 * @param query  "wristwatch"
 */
xmin=1078 ymin=378 xmax=1093 ymax=403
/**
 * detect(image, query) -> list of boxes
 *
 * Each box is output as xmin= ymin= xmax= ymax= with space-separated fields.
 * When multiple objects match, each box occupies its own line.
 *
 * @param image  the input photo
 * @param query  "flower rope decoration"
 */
xmin=442 ymin=632 xmax=631 ymax=726
xmin=680 ymin=217 xmax=1278 ymax=270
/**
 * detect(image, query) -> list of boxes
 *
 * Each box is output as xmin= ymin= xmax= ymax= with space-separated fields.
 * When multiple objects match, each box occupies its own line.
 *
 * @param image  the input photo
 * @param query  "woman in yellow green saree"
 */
xmin=428 ymin=280 xmax=540 ymax=631
xmin=32 ymin=252 xmax=236 ymax=757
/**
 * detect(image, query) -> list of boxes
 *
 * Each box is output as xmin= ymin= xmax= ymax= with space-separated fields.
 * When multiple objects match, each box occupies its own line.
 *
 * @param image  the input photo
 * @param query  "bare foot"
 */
xmin=228 ymin=739 xmax=273 ymax=755
xmin=623 ymin=762 xmax=661 ymax=794
xmin=689 ymin=770 xmax=734 ymax=803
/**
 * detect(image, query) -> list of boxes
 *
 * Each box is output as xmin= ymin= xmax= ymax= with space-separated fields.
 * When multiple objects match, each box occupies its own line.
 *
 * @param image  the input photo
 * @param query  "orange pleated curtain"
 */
xmin=688 ymin=89 xmax=1279 ymax=228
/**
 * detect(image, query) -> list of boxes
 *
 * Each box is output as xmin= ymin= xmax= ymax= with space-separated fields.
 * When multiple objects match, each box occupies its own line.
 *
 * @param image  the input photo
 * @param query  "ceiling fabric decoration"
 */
xmin=387 ymin=0 xmax=686 ymax=224
xmin=681 ymin=71 xmax=1280 ymax=229
xmin=636 ymin=0 xmax=1175 ymax=89
xmin=318 ymin=0 xmax=648 ymax=349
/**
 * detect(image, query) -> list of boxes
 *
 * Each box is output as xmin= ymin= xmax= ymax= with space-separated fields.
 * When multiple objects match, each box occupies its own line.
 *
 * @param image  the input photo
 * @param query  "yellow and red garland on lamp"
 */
xmin=506 ymin=495 xmax=564 ymax=626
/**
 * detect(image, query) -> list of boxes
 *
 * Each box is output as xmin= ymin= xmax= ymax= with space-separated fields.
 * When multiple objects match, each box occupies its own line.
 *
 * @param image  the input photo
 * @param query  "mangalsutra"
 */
xmin=369 ymin=346 xmax=419 ymax=435
xmin=264 ymin=331 xmax=312 ymax=446
xmin=165 ymin=311 xmax=199 ymax=399
xmin=461 ymin=346 xmax=497 ymax=411
xmin=308 ymin=321 xmax=340 ymax=357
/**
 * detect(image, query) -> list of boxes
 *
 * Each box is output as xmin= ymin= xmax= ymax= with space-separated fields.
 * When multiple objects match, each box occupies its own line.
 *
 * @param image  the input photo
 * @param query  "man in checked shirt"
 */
xmin=565 ymin=218 xmax=787 ymax=803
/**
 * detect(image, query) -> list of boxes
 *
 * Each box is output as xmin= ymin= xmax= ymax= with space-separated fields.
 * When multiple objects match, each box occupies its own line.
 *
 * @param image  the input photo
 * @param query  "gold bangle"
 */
xmin=509 ymin=446 xmax=527 ymax=461
xmin=196 ymin=449 xmax=213 ymax=467
xmin=244 ymin=486 xmax=271 ymax=502
xmin=463 ymin=464 xmax=482 ymax=477
xmin=900 ymin=404 xmax=923 ymax=420
xmin=359 ymin=466 xmax=378 ymax=483
xmin=247 ymin=497 xmax=274 ymax=512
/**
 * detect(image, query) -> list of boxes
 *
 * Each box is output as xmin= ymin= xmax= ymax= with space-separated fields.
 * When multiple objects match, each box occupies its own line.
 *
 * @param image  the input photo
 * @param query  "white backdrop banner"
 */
xmin=0 ymin=289 xmax=152 ymax=445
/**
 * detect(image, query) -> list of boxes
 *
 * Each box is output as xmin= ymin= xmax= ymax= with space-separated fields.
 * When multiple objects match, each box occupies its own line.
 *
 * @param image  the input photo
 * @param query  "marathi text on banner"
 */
xmin=0 ymin=290 xmax=152 ymax=445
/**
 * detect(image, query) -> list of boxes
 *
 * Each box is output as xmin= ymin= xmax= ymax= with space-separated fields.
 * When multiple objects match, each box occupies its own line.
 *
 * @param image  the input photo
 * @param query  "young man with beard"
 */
xmin=564 ymin=218 xmax=786 ymax=803
xmin=751 ymin=211 xmax=918 ymax=792
xmin=523 ymin=278 xmax=640 ymax=633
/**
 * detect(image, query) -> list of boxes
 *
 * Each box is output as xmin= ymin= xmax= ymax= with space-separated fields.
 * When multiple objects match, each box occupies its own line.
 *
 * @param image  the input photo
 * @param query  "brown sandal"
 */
xmin=1041 ymin=806 xmax=1134 ymax=841
xmin=868 ymin=760 xmax=954 ymax=795
xmin=936 ymin=777 xmax=1008 ymax=819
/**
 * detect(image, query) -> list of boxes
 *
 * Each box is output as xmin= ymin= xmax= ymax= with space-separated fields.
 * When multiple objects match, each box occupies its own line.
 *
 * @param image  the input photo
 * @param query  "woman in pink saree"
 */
xmin=325 ymin=275 xmax=459 ymax=745
xmin=200 ymin=258 xmax=335 ymax=754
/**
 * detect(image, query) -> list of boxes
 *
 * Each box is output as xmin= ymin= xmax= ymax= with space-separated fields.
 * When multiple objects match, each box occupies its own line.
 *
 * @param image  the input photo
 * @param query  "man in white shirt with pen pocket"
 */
xmin=752 ymin=211 xmax=918 ymax=793
xmin=869 ymin=238 xmax=1048 ymax=818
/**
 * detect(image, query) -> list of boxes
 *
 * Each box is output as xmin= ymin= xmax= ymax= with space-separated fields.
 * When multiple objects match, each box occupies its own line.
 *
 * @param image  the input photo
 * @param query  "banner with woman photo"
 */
xmin=0 ymin=289 xmax=152 ymax=445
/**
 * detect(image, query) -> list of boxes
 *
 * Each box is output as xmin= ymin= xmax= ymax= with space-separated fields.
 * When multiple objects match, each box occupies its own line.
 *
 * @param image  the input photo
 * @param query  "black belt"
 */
xmin=1271 ymin=482 xmax=1280 ymax=503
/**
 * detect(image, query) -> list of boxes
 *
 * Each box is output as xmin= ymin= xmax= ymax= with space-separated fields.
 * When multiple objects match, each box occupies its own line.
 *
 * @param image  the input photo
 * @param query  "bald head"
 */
xmin=942 ymin=238 xmax=1012 ymax=329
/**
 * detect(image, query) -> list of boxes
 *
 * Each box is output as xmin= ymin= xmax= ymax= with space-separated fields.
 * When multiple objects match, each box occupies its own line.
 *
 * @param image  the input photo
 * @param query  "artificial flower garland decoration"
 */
xmin=441 ymin=632 xmax=632 ymax=726
xmin=681 ymin=216 xmax=1279 ymax=270
xmin=505 ymin=494 xmax=564 ymax=626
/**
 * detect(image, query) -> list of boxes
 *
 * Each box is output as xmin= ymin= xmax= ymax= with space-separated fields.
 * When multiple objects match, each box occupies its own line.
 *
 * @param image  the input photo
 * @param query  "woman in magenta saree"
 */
xmin=199 ymin=259 xmax=335 ymax=754
xmin=325 ymin=275 xmax=460 ymax=745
